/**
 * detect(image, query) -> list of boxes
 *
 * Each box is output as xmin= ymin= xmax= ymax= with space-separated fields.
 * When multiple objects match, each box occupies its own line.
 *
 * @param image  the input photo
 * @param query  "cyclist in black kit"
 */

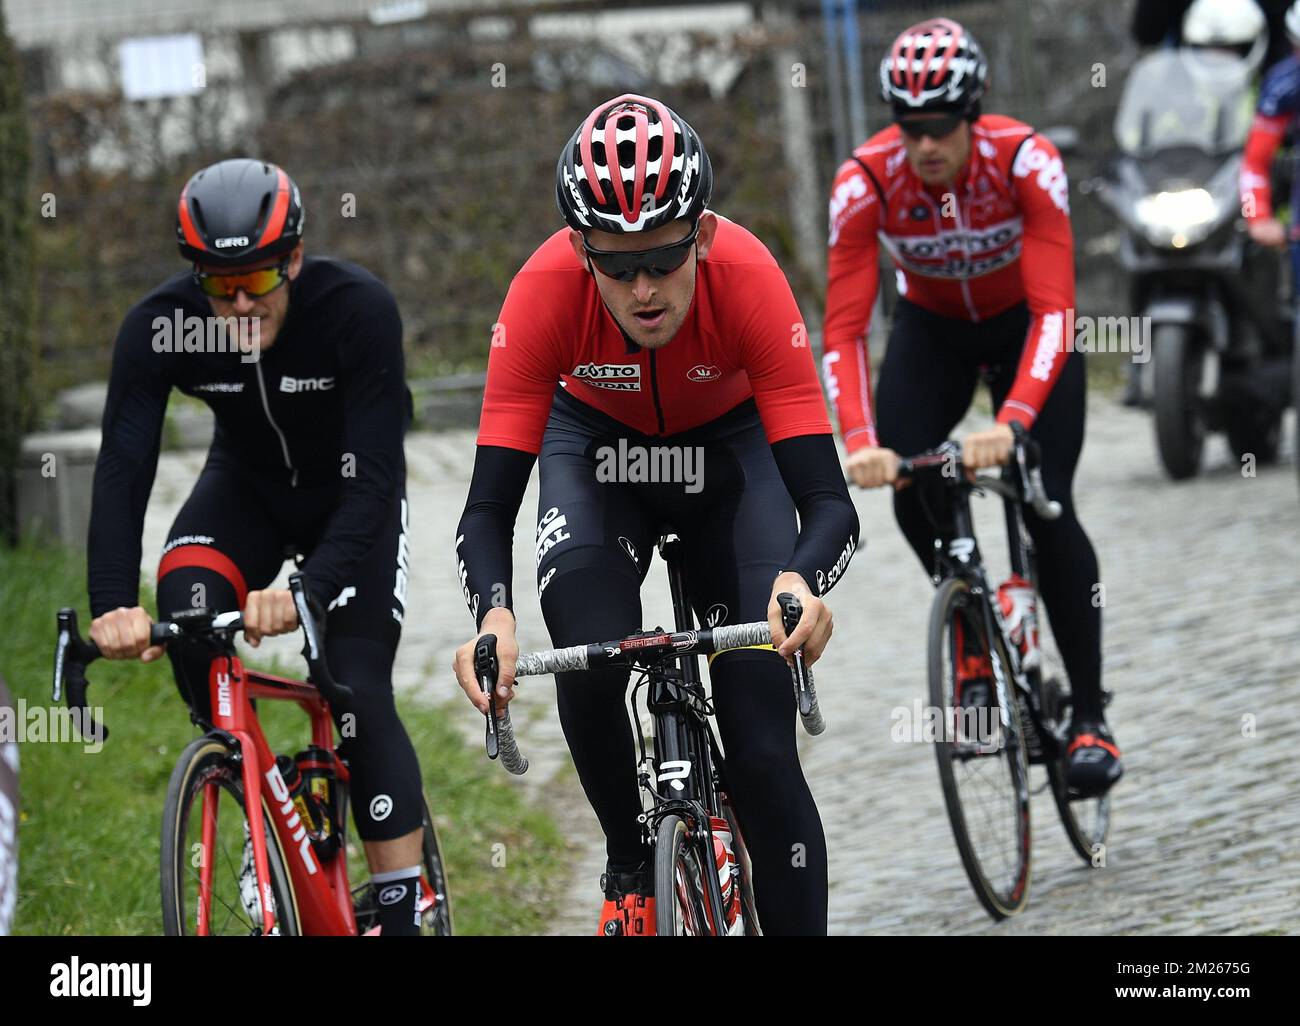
xmin=86 ymin=158 xmax=426 ymax=935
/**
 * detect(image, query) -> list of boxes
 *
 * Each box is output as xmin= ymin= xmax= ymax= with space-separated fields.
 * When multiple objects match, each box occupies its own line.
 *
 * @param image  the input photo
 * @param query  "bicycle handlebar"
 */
xmin=895 ymin=425 xmax=1062 ymax=522
xmin=52 ymin=572 xmax=351 ymax=741
xmin=477 ymin=595 xmax=826 ymax=775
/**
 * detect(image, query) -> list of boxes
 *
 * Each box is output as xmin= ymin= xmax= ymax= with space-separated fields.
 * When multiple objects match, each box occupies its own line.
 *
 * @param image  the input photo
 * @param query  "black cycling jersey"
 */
xmin=87 ymin=256 xmax=412 ymax=616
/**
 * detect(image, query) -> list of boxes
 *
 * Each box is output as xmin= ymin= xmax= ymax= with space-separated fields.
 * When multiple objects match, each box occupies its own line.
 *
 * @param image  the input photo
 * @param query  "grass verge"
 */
xmin=1 ymin=541 xmax=566 ymax=935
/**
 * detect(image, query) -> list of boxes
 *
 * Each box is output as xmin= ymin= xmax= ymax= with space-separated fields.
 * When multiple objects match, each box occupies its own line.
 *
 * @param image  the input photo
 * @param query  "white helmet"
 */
xmin=1287 ymin=0 xmax=1300 ymax=47
xmin=1182 ymin=0 xmax=1267 ymax=73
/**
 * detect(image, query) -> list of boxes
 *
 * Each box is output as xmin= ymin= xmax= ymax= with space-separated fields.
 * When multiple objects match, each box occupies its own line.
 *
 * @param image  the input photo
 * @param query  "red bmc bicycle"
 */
xmin=53 ymin=573 xmax=452 ymax=936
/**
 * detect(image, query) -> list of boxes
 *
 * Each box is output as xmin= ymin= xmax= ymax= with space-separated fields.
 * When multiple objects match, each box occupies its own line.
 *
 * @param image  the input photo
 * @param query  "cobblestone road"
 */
xmin=142 ymin=395 xmax=1300 ymax=935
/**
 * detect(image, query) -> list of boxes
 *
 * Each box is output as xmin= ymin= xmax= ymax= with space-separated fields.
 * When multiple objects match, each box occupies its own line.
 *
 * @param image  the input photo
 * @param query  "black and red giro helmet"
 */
xmin=556 ymin=93 xmax=713 ymax=234
xmin=176 ymin=158 xmax=305 ymax=268
xmin=880 ymin=17 xmax=988 ymax=115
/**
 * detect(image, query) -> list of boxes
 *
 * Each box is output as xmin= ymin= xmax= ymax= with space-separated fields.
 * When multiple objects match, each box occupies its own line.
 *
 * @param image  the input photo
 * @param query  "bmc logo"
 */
xmin=213 ymin=235 xmax=250 ymax=249
xmin=280 ymin=376 xmax=335 ymax=393
xmin=216 ymin=672 xmax=232 ymax=718
xmin=1012 ymin=138 xmax=1069 ymax=215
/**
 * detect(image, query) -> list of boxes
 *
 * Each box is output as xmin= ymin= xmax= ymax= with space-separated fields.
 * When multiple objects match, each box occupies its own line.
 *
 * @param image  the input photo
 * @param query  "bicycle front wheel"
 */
xmin=929 ymin=576 xmax=1031 ymax=920
xmin=161 ymin=735 xmax=300 ymax=936
xmin=654 ymin=815 xmax=713 ymax=936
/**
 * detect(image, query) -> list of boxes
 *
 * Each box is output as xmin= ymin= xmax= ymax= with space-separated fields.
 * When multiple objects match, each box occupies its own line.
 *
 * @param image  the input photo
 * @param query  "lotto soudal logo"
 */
xmin=1012 ymin=137 xmax=1070 ymax=214
xmin=535 ymin=505 xmax=572 ymax=565
xmin=686 ymin=364 xmax=720 ymax=382
xmin=815 ymin=535 xmax=857 ymax=595
xmin=213 ymin=235 xmax=250 ymax=249
xmin=280 ymin=375 xmax=335 ymax=393
xmin=571 ymin=362 xmax=641 ymax=391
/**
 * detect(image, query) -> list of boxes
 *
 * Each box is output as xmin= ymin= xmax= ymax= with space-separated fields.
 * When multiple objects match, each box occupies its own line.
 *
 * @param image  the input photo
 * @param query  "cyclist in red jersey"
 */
xmin=823 ymin=18 xmax=1123 ymax=796
xmin=451 ymin=95 xmax=859 ymax=935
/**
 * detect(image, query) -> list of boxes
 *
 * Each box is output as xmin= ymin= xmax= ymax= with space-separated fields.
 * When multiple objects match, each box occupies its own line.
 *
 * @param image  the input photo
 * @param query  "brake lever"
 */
xmin=288 ymin=573 xmax=355 ymax=708
xmin=475 ymin=633 xmax=501 ymax=759
xmin=53 ymin=607 xmax=108 ymax=742
xmin=777 ymin=592 xmax=811 ymax=717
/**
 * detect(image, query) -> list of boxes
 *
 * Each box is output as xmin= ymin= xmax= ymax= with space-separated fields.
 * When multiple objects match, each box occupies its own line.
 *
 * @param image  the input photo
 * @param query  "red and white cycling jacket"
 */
xmin=823 ymin=114 xmax=1076 ymax=452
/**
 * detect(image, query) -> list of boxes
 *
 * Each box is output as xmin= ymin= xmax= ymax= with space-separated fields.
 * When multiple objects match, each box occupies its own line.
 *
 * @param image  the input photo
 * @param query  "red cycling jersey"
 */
xmin=478 ymin=215 xmax=831 ymax=454
xmin=823 ymin=114 xmax=1076 ymax=452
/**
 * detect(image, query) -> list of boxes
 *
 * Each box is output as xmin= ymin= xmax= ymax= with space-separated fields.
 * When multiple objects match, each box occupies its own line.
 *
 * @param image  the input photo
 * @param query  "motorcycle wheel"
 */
xmin=1152 ymin=323 xmax=1207 ymax=480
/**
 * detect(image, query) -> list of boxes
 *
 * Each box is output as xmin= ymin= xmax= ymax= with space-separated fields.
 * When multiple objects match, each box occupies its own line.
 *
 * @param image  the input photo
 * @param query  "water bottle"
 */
xmin=275 ymin=751 xmax=339 ymax=860
xmin=997 ymin=573 xmax=1041 ymax=671
xmin=709 ymin=815 xmax=742 ymax=934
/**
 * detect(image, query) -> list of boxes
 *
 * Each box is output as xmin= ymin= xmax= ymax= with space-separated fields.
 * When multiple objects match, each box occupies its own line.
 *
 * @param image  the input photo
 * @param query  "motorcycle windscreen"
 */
xmin=1114 ymin=50 xmax=1254 ymax=158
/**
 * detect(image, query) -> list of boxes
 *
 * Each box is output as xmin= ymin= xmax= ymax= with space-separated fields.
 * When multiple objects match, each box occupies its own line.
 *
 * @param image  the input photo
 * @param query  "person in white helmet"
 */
xmin=1181 ymin=0 xmax=1270 ymax=75
xmin=1133 ymin=0 xmax=1293 ymax=73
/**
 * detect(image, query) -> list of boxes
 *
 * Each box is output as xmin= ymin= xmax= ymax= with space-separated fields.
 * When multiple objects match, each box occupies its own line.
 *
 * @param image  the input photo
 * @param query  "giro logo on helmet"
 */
xmin=214 ymin=235 xmax=250 ymax=249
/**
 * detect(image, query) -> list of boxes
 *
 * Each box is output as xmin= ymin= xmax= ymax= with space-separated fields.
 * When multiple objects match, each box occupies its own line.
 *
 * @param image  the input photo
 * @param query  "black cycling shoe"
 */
xmin=1066 ymin=720 xmax=1124 ymax=798
xmin=596 ymin=863 xmax=654 ymax=936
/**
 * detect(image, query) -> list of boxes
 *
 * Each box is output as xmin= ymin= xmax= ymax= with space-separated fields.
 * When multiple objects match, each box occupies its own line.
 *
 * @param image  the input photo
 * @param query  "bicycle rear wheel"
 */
xmin=1040 ymin=676 xmax=1112 ymax=866
xmin=654 ymin=815 xmax=712 ymax=936
xmin=161 ymin=735 xmax=299 ymax=936
xmin=929 ymin=577 xmax=1031 ymax=920
xmin=350 ymin=794 xmax=454 ymax=936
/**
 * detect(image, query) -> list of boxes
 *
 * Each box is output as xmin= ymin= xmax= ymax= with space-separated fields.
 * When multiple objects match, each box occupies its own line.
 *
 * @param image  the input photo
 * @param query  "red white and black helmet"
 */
xmin=555 ymin=93 xmax=713 ymax=234
xmin=176 ymin=158 xmax=305 ymax=268
xmin=880 ymin=17 xmax=988 ymax=115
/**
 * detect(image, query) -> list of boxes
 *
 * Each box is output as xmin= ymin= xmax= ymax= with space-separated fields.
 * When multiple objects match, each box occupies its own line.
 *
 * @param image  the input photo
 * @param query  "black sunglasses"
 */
xmin=583 ymin=223 xmax=699 ymax=282
xmin=896 ymin=114 xmax=965 ymax=140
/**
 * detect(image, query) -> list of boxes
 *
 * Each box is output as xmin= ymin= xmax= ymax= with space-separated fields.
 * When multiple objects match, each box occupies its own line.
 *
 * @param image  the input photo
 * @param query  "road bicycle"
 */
xmin=474 ymin=533 xmax=823 ymax=936
xmin=897 ymin=426 xmax=1111 ymax=920
xmin=52 ymin=572 xmax=452 ymax=936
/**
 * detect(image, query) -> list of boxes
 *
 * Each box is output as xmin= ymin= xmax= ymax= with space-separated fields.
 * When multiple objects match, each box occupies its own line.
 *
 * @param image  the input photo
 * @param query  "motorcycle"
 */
xmin=1084 ymin=48 xmax=1293 ymax=479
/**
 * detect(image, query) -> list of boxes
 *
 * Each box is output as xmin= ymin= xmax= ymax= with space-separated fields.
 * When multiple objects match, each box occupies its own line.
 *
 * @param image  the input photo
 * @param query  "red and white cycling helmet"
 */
xmin=555 ymin=93 xmax=713 ymax=234
xmin=880 ymin=17 xmax=988 ymax=116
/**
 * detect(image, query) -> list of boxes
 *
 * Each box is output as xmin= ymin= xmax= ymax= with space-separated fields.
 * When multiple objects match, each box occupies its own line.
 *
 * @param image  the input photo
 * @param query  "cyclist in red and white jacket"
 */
xmin=823 ymin=17 xmax=1122 ymax=796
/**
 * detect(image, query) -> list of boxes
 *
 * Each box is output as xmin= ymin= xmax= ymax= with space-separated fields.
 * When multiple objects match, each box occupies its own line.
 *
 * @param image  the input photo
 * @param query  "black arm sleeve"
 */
xmin=771 ymin=433 xmax=861 ymax=597
xmin=454 ymin=444 xmax=536 ymax=631
xmin=87 ymin=307 xmax=172 ymax=617
xmin=300 ymin=285 xmax=410 ymax=608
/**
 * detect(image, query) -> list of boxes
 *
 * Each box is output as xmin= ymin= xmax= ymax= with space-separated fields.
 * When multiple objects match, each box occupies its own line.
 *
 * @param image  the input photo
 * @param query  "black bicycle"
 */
xmin=474 ymin=533 xmax=824 ymax=936
xmin=898 ymin=426 xmax=1111 ymax=920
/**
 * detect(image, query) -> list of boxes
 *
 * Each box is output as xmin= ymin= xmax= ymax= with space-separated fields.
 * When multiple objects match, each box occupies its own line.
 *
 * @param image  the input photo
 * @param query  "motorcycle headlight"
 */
xmin=1134 ymin=188 xmax=1221 ymax=247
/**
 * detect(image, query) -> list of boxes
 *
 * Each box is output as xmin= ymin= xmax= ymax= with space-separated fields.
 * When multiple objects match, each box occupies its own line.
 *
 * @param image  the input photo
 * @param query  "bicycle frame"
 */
xmin=634 ymin=535 xmax=737 ymax=936
xmin=200 ymin=649 xmax=356 ymax=936
xmin=928 ymin=468 xmax=1058 ymax=759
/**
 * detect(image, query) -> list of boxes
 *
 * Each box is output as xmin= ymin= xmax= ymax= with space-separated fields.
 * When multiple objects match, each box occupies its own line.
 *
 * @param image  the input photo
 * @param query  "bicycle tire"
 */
xmin=1039 ymin=677 xmax=1112 ymax=867
xmin=654 ymin=814 xmax=712 ymax=936
xmin=161 ymin=735 xmax=300 ymax=936
xmin=350 ymin=794 xmax=454 ymax=937
xmin=928 ymin=576 xmax=1031 ymax=920
xmin=722 ymin=802 xmax=761 ymax=936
